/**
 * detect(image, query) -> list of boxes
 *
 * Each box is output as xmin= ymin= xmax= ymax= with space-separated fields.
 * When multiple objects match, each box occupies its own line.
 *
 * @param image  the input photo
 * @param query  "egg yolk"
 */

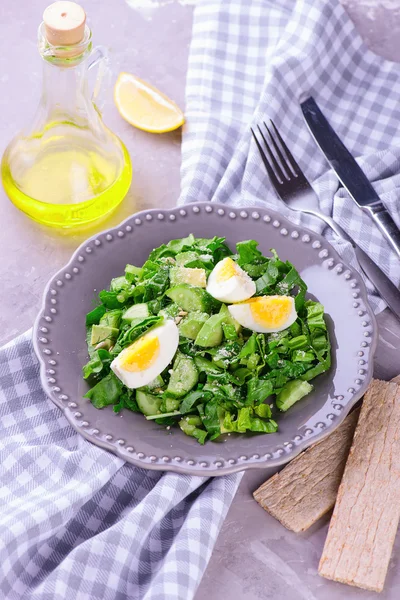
xmin=120 ymin=335 xmax=160 ymax=372
xmin=248 ymin=296 xmax=293 ymax=328
xmin=216 ymin=258 xmax=238 ymax=282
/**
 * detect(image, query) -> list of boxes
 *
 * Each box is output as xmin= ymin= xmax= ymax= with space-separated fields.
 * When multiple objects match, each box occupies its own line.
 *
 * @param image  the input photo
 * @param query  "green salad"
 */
xmin=83 ymin=234 xmax=331 ymax=444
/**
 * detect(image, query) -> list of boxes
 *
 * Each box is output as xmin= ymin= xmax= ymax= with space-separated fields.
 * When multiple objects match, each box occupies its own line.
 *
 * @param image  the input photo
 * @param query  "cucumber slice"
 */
xmin=195 ymin=314 xmax=224 ymax=348
xmin=122 ymin=303 xmax=150 ymax=322
xmin=167 ymin=353 xmax=199 ymax=398
xmin=146 ymin=374 xmax=164 ymax=390
xmin=164 ymin=397 xmax=181 ymax=412
xmin=276 ymin=380 xmax=313 ymax=412
xmin=136 ymin=390 xmax=162 ymax=416
xmin=166 ymin=284 xmax=218 ymax=313
xmin=219 ymin=303 xmax=241 ymax=333
xmin=179 ymin=311 xmax=209 ymax=339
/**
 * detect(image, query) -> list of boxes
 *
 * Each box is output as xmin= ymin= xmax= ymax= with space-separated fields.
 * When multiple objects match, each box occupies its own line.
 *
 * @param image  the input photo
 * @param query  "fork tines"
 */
xmin=251 ymin=120 xmax=302 ymax=187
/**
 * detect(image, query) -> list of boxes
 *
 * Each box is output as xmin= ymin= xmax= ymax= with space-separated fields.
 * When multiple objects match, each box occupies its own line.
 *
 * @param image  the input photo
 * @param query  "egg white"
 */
xmin=206 ymin=257 xmax=256 ymax=303
xmin=111 ymin=319 xmax=179 ymax=389
xmin=228 ymin=295 xmax=297 ymax=333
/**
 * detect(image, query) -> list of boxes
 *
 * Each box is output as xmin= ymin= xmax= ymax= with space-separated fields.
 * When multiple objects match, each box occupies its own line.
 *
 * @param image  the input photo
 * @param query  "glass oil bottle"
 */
xmin=1 ymin=1 xmax=132 ymax=228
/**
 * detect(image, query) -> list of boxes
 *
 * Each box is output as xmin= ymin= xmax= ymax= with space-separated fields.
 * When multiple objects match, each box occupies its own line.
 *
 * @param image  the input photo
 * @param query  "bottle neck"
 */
xmin=41 ymin=59 xmax=88 ymax=114
xmin=37 ymin=21 xmax=95 ymax=119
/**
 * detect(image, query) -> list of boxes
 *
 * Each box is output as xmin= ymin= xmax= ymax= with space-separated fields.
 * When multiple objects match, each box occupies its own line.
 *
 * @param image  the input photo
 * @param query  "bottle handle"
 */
xmin=87 ymin=45 xmax=111 ymax=113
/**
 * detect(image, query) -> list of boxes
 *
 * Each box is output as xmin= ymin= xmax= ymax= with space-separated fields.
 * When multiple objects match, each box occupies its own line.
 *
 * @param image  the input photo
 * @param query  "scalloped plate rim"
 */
xmin=32 ymin=202 xmax=378 ymax=476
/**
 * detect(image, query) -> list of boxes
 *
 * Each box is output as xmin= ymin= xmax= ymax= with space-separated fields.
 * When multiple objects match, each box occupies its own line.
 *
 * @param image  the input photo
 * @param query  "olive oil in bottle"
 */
xmin=1 ymin=1 xmax=132 ymax=228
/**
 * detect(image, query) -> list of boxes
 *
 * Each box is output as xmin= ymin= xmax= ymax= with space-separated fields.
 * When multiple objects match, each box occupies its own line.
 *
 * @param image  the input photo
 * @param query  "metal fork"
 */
xmin=251 ymin=121 xmax=400 ymax=318
xmin=251 ymin=121 xmax=348 ymax=239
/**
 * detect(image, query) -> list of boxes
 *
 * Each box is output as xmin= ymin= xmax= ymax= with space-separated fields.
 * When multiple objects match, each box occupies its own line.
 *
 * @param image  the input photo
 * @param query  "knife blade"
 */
xmin=315 ymin=212 xmax=400 ymax=319
xmin=354 ymin=245 xmax=400 ymax=318
xmin=301 ymin=96 xmax=400 ymax=260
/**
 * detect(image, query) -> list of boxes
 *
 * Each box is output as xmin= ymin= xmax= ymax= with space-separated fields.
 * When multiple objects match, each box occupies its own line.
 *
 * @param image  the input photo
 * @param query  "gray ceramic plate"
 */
xmin=33 ymin=203 xmax=377 ymax=476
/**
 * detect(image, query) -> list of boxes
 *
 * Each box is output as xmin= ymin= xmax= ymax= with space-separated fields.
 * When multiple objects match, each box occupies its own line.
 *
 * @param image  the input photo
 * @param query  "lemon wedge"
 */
xmin=114 ymin=72 xmax=185 ymax=134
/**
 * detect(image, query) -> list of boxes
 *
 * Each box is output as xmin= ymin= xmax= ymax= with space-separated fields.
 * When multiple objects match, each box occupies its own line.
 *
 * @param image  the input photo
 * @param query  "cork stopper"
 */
xmin=43 ymin=1 xmax=86 ymax=47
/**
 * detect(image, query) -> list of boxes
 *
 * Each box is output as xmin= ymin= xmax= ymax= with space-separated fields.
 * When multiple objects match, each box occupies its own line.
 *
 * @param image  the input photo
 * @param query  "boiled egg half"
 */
xmin=111 ymin=319 xmax=179 ymax=389
xmin=207 ymin=257 xmax=256 ymax=303
xmin=228 ymin=295 xmax=297 ymax=333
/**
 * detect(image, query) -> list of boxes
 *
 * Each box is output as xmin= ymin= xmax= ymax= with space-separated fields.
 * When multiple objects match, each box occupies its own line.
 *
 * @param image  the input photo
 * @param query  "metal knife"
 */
xmin=300 ymin=96 xmax=400 ymax=319
xmin=301 ymin=96 xmax=400 ymax=260
xmin=319 ymin=218 xmax=400 ymax=319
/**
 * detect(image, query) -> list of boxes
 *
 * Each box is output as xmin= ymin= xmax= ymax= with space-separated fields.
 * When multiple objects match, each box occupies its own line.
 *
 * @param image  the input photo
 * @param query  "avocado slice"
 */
xmin=170 ymin=266 xmax=207 ymax=288
xmin=90 ymin=324 xmax=119 ymax=349
xmin=99 ymin=309 xmax=122 ymax=329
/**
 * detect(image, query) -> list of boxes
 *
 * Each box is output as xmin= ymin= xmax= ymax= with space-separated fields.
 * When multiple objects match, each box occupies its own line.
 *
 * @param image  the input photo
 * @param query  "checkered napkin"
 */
xmin=180 ymin=0 xmax=400 ymax=313
xmin=0 ymin=332 xmax=240 ymax=600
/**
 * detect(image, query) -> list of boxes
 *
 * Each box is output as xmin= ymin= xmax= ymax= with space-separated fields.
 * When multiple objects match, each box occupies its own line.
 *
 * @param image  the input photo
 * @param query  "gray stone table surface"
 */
xmin=1 ymin=1 xmax=400 ymax=600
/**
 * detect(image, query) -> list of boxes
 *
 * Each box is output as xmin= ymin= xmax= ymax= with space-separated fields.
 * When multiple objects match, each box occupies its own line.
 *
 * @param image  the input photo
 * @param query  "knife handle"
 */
xmin=365 ymin=202 xmax=400 ymax=260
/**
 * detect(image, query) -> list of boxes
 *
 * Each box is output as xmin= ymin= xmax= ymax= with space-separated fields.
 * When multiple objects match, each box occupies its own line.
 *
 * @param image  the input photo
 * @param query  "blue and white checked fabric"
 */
xmin=0 ymin=332 xmax=239 ymax=599
xmin=180 ymin=0 xmax=400 ymax=313
xmin=2 ymin=1 xmax=400 ymax=599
